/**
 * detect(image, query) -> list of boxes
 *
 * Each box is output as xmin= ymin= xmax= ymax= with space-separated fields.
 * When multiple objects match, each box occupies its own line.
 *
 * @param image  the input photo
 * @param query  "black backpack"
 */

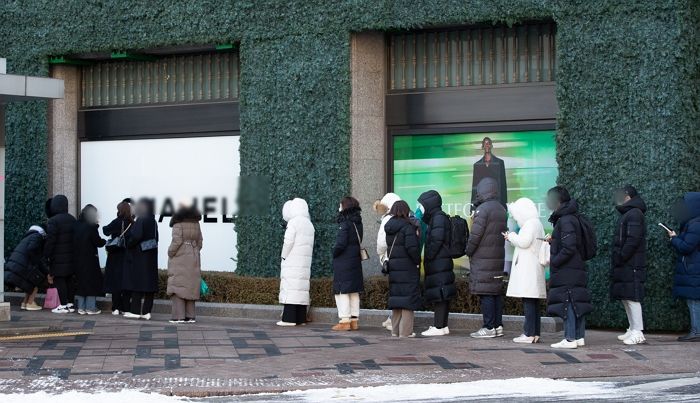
xmin=448 ymin=215 xmax=469 ymax=258
xmin=575 ymin=214 xmax=597 ymax=261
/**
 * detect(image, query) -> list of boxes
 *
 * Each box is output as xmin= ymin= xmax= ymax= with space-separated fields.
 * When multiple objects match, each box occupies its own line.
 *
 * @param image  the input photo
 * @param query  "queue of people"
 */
xmin=276 ymin=183 xmax=700 ymax=346
xmin=4 ymin=195 xmax=204 ymax=324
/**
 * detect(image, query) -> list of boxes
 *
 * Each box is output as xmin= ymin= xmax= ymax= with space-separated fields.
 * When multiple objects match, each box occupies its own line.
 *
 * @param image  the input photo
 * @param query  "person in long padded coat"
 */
xmin=546 ymin=186 xmax=593 ymax=349
xmin=466 ymin=177 xmax=508 ymax=339
xmin=373 ymin=192 xmax=402 ymax=331
xmin=385 ymin=201 xmax=422 ymax=338
xmin=73 ymin=204 xmax=107 ymax=315
xmin=123 ymin=198 xmax=159 ymax=320
xmin=504 ymin=197 xmax=546 ymax=343
xmin=167 ymin=204 xmax=203 ymax=324
xmin=278 ymin=198 xmax=315 ymax=326
xmin=103 ymin=201 xmax=134 ymax=315
xmin=331 ymin=196 xmax=364 ymax=331
xmin=610 ymin=186 xmax=648 ymax=345
xmin=418 ymin=190 xmax=456 ymax=337
xmin=43 ymin=194 xmax=77 ymax=313
xmin=4 ymin=225 xmax=48 ymax=311
xmin=667 ymin=192 xmax=700 ymax=342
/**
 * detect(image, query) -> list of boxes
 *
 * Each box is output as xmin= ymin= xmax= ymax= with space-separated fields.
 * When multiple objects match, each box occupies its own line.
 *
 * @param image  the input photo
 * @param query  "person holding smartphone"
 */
xmin=610 ymin=186 xmax=647 ymax=345
xmin=668 ymin=192 xmax=700 ymax=342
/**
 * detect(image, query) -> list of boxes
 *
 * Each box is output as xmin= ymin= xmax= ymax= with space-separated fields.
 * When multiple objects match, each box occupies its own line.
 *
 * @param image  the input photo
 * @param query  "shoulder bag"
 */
xmin=140 ymin=220 xmax=159 ymax=251
xmin=381 ymin=235 xmax=398 ymax=275
xmin=105 ymin=221 xmax=132 ymax=253
xmin=352 ymin=223 xmax=370 ymax=261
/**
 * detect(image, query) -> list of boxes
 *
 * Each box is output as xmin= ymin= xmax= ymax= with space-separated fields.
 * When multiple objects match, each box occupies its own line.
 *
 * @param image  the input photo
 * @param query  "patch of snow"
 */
xmin=1 ymin=390 xmax=185 ymax=403
xmin=279 ymin=377 xmax=620 ymax=402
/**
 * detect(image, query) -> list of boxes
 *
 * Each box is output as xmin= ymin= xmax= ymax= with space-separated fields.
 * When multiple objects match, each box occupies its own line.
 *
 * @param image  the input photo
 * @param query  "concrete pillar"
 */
xmin=47 ymin=65 xmax=80 ymax=215
xmin=350 ymin=32 xmax=387 ymax=275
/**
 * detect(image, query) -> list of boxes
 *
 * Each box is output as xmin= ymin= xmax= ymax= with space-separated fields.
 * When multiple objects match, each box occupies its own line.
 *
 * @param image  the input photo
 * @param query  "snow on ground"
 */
xmin=2 ymin=390 xmax=186 ymax=403
xmin=278 ymin=377 xmax=619 ymax=402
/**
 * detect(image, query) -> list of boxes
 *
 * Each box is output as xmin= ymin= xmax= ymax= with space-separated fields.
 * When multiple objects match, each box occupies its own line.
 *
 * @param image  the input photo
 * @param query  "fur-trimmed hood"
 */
xmin=373 ymin=193 xmax=401 ymax=216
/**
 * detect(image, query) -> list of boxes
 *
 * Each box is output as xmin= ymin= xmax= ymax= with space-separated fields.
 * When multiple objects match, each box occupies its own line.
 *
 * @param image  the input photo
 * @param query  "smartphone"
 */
xmin=536 ymin=237 xmax=547 ymax=241
xmin=658 ymin=223 xmax=673 ymax=232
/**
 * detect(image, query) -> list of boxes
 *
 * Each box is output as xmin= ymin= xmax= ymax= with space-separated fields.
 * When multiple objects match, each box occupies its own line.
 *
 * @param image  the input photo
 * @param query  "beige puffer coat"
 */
xmin=167 ymin=220 xmax=203 ymax=300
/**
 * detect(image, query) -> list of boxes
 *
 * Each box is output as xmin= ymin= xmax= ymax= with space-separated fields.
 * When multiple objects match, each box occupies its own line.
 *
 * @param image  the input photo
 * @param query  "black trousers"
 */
xmin=53 ymin=276 xmax=74 ymax=306
xmin=480 ymin=295 xmax=504 ymax=329
xmin=282 ymin=304 xmax=307 ymax=324
xmin=112 ymin=291 xmax=130 ymax=312
xmin=522 ymin=298 xmax=541 ymax=337
xmin=130 ymin=292 xmax=154 ymax=315
xmin=433 ymin=300 xmax=450 ymax=329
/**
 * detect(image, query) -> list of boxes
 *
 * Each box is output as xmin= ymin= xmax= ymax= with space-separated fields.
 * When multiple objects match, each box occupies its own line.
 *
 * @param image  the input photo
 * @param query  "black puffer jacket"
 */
xmin=465 ymin=177 xmax=508 ymax=296
xmin=43 ymin=195 xmax=77 ymax=277
xmin=385 ymin=217 xmax=422 ymax=310
xmin=103 ymin=217 xmax=132 ymax=294
xmin=418 ymin=190 xmax=456 ymax=303
xmin=73 ymin=218 xmax=107 ymax=297
xmin=546 ymin=199 xmax=593 ymax=319
xmin=4 ymin=227 xmax=48 ymax=293
xmin=332 ymin=207 xmax=364 ymax=294
xmin=610 ymin=196 xmax=647 ymax=301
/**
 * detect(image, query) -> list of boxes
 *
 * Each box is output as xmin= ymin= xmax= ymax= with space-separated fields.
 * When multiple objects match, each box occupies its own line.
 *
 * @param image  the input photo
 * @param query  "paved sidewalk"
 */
xmin=0 ymin=307 xmax=698 ymax=396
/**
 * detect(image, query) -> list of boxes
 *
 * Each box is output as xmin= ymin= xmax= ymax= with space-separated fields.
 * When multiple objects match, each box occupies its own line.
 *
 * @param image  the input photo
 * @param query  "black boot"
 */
xmin=677 ymin=333 xmax=700 ymax=342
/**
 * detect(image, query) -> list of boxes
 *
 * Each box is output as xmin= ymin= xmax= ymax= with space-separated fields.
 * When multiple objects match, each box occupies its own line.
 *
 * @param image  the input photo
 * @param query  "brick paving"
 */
xmin=0 ymin=307 xmax=699 ymax=396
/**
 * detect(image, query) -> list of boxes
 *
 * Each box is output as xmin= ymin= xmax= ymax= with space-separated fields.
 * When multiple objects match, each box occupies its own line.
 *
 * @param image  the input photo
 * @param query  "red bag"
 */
xmin=43 ymin=287 xmax=60 ymax=309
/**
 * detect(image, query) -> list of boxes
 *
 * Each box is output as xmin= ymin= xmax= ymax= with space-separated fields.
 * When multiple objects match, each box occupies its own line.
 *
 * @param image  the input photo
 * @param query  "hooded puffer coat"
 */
xmin=332 ymin=206 xmax=364 ymax=294
xmin=418 ymin=190 xmax=456 ymax=303
xmin=465 ymin=178 xmax=508 ymax=296
xmin=4 ymin=226 xmax=48 ymax=293
xmin=610 ymin=195 xmax=647 ymax=301
xmin=44 ymin=195 xmax=77 ymax=277
xmin=279 ymin=198 xmax=315 ymax=306
xmin=167 ymin=208 xmax=203 ymax=301
xmin=505 ymin=198 xmax=546 ymax=299
xmin=546 ymin=199 xmax=593 ymax=319
xmin=671 ymin=192 xmax=700 ymax=300
xmin=376 ymin=192 xmax=402 ymax=258
xmin=385 ymin=216 xmax=422 ymax=310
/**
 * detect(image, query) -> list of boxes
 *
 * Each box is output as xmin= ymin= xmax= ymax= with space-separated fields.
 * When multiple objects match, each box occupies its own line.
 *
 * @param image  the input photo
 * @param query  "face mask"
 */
xmin=417 ymin=204 xmax=425 ymax=213
xmin=338 ymin=204 xmax=343 ymax=212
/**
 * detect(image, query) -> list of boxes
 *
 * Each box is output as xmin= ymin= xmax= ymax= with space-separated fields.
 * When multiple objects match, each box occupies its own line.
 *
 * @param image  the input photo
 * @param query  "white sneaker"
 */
xmin=382 ymin=317 xmax=393 ymax=331
xmin=551 ymin=339 xmax=578 ymax=349
xmin=623 ymin=331 xmax=646 ymax=345
xmin=470 ymin=327 xmax=497 ymax=338
xmin=513 ymin=334 xmax=540 ymax=344
xmin=442 ymin=326 xmax=450 ymax=335
xmin=495 ymin=325 xmax=504 ymax=337
xmin=576 ymin=338 xmax=585 ymax=347
xmin=66 ymin=303 xmax=74 ymax=309
xmin=617 ymin=329 xmax=631 ymax=341
xmin=276 ymin=321 xmax=297 ymax=327
xmin=421 ymin=326 xmax=448 ymax=336
xmin=169 ymin=319 xmax=185 ymax=324
xmin=52 ymin=305 xmax=70 ymax=314
xmin=86 ymin=309 xmax=101 ymax=315
xmin=112 ymin=310 xmax=121 ymax=316
xmin=25 ymin=303 xmax=43 ymax=311
xmin=140 ymin=313 xmax=151 ymax=321
xmin=123 ymin=312 xmax=141 ymax=319
xmin=77 ymin=309 xmax=87 ymax=315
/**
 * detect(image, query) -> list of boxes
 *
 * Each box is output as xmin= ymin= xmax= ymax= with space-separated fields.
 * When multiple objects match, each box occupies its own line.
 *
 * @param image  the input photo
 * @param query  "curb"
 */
xmin=4 ymin=292 xmax=563 ymax=332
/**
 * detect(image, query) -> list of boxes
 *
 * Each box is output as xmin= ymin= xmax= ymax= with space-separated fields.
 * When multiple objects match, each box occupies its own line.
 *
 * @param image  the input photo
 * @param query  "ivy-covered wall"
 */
xmin=1 ymin=0 xmax=697 ymax=330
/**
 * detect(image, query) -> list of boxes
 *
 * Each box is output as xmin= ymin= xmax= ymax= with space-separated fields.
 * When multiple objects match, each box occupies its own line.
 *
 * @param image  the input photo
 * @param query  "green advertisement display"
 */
xmin=393 ymin=130 xmax=558 ymax=232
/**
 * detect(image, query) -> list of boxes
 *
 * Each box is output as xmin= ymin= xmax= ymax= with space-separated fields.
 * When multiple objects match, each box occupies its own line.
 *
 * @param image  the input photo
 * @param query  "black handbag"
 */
xmin=105 ymin=222 xmax=131 ymax=253
xmin=139 ymin=221 xmax=158 ymax=251
xmin=381 ymin=235 xmax=397 ymax=275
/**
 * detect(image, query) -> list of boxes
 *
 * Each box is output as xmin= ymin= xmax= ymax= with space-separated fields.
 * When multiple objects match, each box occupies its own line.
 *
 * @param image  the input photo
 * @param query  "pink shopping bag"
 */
xmin=43 ymin=287 xmax=60 ymax=309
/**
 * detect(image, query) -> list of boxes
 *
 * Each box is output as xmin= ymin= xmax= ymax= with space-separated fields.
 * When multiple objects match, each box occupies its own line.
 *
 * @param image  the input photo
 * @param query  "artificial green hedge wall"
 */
xmin=1 ymin=1 xmax=698 ymax=330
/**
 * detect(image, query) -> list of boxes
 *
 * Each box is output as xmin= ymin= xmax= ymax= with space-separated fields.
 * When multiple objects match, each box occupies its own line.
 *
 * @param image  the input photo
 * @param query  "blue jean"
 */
xmin=480 ymin=295 xmax=503 ymax=329
xmin=522 ymin=298 xmax=541 ymax=337
xmin=75 ymin=295 xmax=97 ymax=311
xmin=688 ymin=299 xmax=700 ymax=335
xmin=564 ymin=302 xmax=585 ymax=341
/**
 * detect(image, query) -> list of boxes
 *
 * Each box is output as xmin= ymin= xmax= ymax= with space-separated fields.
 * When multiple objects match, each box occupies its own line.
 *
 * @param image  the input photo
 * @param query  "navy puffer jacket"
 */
xmin=418 ymin=190 xmax=456 ymax=303
xmin=671 ymin=192 xmax=700 ymax=300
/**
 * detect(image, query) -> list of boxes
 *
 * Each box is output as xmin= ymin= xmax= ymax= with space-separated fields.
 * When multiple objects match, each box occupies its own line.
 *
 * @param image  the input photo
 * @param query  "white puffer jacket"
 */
xmin=376 ymin=192 xmax=402 ymax=259
xmin=505 ymin=197 xmax=547 ymax=299
xmin=279 ymin=198 xmax=315 ymax=306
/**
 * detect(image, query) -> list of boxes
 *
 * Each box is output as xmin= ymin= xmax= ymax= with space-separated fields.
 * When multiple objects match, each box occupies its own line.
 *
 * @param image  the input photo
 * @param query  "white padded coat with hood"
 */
xmin=376 ymin=192 xmax=402 ymax=259
xmin=279 ymin=198 xmax=315 ymax=306
xmin=505 ymin=197 xmax=547 ymax=299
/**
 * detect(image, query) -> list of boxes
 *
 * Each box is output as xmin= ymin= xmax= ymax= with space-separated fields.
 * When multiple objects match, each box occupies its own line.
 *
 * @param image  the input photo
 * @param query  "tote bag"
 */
xmin=43 ymin=287 xmax=60 ymax=309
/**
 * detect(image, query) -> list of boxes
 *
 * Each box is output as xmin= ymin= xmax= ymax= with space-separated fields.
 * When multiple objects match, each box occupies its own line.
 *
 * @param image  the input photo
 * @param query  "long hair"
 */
xmin=117 ymin=201 xmax=134 ymax=223
xmin=339 ymin=196 xmax=360 ymax=212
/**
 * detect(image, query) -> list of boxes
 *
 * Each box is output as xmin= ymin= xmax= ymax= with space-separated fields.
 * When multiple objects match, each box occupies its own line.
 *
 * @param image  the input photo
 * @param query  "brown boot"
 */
xmin=331 ymin=321 xmax=352 ymax=331
xmin=350 ymin=319 xmax=359 ymax=330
